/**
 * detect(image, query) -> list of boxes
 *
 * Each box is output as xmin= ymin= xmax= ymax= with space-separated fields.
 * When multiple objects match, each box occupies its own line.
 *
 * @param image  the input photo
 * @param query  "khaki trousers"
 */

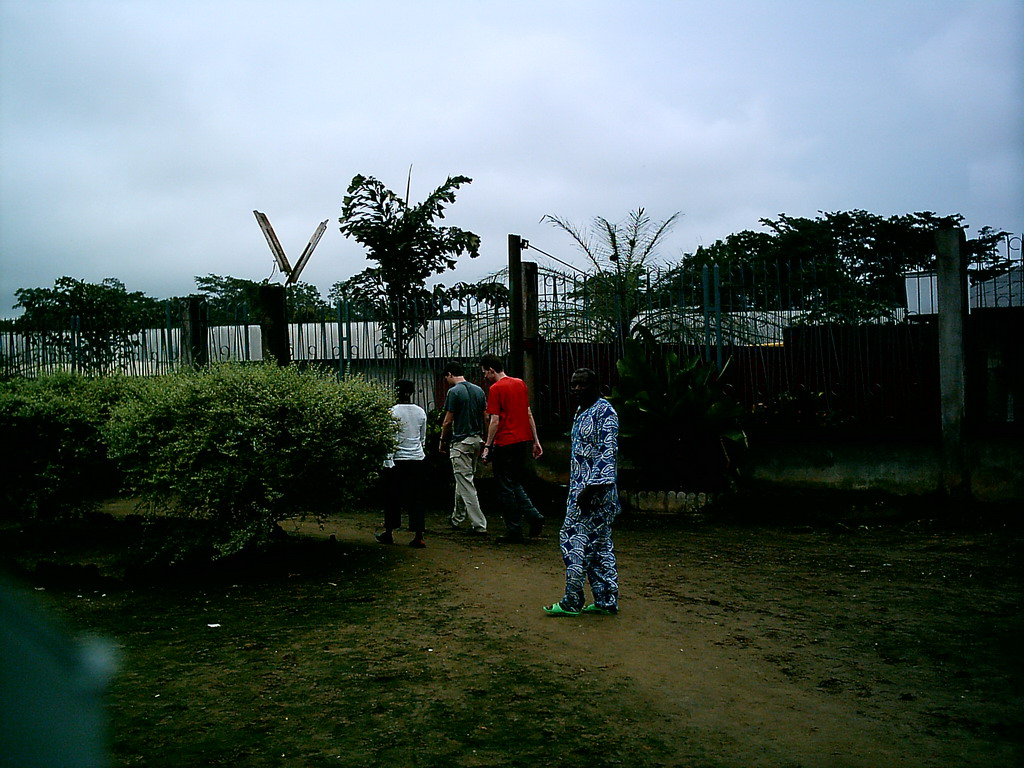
xmin=449 ymin=435 xmax=486 ymax=531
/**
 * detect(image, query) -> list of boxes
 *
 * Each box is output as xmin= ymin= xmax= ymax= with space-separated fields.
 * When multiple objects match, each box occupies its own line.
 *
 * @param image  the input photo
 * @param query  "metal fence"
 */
xmin=3 ymin=240 xmax=1020 ymax=431
xmin=0 ymin=299 xmax=189 ymax=377
xmin=530 ymin=244 xmax=1021 ymax=433
xmin=334 ymin=292 xmax=508 ymax=411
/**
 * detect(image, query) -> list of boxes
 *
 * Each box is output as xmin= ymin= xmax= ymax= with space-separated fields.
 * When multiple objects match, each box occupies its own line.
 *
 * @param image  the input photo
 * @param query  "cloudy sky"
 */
xmin=1 ymin=0 xmax=1021 ymax=316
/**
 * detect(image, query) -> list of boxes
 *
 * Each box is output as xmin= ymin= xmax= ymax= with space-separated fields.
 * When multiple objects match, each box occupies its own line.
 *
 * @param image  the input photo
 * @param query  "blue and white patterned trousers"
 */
xmin=559 ymin=487 xmax=619 ymax=612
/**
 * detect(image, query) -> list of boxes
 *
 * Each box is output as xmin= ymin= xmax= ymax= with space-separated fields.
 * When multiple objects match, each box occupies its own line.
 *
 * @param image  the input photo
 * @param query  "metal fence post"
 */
xmin=523 ymin=260 xmax=539 ymax=406
xmin=508 ymin=234 xmax=524 ymax=376
xmin=241 ymin=302 xmax=251 ymax=363
xmin=337 ymin=299 xmax=347 ymax=379
xmin=702 ymin=265 xmax=712 ymax=362
xmin=70 ymin=315 xmax=81 ymax=374
xmin=714 ymin=264 xmax=724 ymax=370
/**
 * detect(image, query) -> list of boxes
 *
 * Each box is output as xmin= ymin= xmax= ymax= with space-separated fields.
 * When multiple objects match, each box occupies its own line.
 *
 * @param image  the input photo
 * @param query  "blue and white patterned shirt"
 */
xmin=569 ymin=397 xmax=619 ymax=500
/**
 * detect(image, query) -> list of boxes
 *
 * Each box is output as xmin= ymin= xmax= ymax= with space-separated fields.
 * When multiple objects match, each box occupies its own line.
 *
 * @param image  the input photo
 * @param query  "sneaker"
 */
xmin=543 ymin=603 xmax=581 ymax=616
xmin=582 ymin=603 xmax=617 ymax=615
xmin=408 ymin=538 xmax=426 ymax=549
xmin=374 ymin=532 xmax=394 ymax=545
xmin=528 ymin=516 xmax=544 ymax=538
xmin=467 ymin=528 xmax=488 ymax=535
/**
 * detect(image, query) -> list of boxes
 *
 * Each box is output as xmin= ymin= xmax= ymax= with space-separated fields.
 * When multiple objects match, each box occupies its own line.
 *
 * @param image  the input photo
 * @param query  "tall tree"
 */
xmin=13 ymin=277 xmax=164 ymax=373
xmin=542 ymin=208 xmax=681 ymax=343
xmin=669 ymin=210 xmax=1010 ymax=322
xmin=194 ymin=274 xmax=329 ymax=324
xmin=336 ymin=173 xmax=480 ymax=375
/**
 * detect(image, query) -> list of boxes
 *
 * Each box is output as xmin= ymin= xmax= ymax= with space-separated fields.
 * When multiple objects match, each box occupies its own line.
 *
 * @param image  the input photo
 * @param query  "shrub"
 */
xmin=0 ymin=373 xmax=136 ymax=521
xmin=105 ymin=364 xmax=395 ymax=560
xmin=611 ymin=326 xmax=747 ymax=491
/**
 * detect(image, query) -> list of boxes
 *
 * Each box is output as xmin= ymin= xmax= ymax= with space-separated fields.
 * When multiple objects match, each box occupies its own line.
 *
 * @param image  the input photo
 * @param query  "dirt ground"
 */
xmin=4 ymin=501 xmax=1022 ymax=768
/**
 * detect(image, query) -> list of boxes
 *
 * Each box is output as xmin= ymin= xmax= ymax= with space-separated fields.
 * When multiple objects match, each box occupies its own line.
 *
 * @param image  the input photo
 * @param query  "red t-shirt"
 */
xmin=485 ymin=376 xmax=534 ymax=447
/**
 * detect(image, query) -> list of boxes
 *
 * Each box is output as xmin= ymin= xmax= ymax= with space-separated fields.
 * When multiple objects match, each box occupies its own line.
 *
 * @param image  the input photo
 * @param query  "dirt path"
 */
xmin=310 ymin=508 xmax=1022 ymax=768
xmin=8 ymin=504 xmax=1019 ymax=767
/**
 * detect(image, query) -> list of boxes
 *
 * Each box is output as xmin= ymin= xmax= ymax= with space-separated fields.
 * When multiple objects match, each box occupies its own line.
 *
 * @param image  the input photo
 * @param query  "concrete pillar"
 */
xmin=258 ymin=284 xmax=290 ymax=366
xmin=935 ymin=224 xmax=969 ymax=496
xmin=181 ymin=296 xmax=209 ymax=368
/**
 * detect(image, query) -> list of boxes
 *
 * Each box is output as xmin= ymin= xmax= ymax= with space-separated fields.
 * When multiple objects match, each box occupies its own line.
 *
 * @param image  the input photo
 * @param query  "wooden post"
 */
xmin=522 ymin=261 xmax=539 ymax=407
xmin=935 ymin=224 xmax=969 ymax=497
xmin=508 ymin=234 xmax=524 ymax=377
xmin=258 ymin=284 xmax=290 ymax=366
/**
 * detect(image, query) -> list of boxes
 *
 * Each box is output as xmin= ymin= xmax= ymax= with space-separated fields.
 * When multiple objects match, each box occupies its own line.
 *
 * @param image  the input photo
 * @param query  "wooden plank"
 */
xmin=253 ymin=210 xmax=293 ymax=276
xmin=287 ymin=219 xmax=328 ymax=285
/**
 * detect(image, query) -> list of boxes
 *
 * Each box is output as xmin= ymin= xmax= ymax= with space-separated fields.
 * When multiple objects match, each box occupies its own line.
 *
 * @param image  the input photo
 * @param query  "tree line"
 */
xmin=3 ymin=171 xmax=1016 ymax=348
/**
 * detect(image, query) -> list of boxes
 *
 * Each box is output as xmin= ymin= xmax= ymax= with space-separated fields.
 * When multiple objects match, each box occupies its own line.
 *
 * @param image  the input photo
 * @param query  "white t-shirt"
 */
xmin=388 ymin=403 xmax=427 ymax=464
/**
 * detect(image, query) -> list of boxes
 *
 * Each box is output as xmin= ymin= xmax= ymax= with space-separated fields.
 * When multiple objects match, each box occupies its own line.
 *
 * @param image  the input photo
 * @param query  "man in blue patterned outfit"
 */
xmin=544 ymin=368 xmax=620 ymax=616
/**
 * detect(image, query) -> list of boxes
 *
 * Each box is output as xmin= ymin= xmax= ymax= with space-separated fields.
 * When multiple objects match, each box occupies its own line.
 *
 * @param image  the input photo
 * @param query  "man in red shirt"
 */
xmin=479 ymin=353 xmax=544 ymax=543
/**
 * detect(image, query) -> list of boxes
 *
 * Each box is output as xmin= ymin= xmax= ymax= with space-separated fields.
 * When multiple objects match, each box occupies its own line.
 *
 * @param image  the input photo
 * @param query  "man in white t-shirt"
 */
xmin=376 ymin=379 xmax=428 ymax=548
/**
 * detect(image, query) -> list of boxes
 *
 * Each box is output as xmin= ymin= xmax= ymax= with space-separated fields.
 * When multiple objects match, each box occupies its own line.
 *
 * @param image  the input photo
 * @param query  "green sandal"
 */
xmin=543 ymin=603 xmax=581 ymax=616
xmin=582 ymin=603 xmax=617 ymax=615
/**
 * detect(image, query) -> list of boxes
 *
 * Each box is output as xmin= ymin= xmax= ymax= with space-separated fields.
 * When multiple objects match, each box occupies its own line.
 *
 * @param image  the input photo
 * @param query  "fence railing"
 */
xmin=3 ymin=248 xmax=1020 ymax=430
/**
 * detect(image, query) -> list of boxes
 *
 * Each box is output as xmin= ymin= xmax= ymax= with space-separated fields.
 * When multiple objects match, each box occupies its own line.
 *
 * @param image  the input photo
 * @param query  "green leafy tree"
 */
xmin=13 ymin=277 xmax=165 ymax=373
xmin=669 ymin=211 xmax=1010 ymax=322
xmin=443 ymin=278 xmax=510 ymax=311
xmin=194 ymin=274 xmax=329 ymax=324
xmin=542 ymin=208 xmax=681 ymax=343
xmin=335 ymin=173 xmax=481 ymax=376
xmin=328 ymin=275 xmax=507 ymax=324
xmin=194 ymin=274 xmax=262 ymax=322
xmin=285 ymin=281 xmax=331 ymax=321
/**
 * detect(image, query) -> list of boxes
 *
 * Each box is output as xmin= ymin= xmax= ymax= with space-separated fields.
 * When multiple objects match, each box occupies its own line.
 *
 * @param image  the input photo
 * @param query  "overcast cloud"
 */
xmin=1 ymin=0 xmax=1021 ymax=316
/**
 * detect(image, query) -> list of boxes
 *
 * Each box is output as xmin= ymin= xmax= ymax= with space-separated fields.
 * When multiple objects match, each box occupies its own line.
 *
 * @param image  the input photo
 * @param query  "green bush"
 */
xmin=612 ymin=326 xmax=747 ymax=491
xmin=0 ymin=373 xmax=137 ymax=521
xmin=105 ymin=364 xmax=395 ymax=560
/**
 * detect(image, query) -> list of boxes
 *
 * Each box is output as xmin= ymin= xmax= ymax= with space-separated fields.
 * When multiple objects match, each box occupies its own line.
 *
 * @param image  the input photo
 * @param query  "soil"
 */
xmin=2 ymin=501 xmax=1022 ymax=768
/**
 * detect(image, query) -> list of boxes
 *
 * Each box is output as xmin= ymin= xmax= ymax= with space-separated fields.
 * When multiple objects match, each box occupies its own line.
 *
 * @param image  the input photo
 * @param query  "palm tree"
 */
xmin=542 ymin=208 xmax=681 ymax=346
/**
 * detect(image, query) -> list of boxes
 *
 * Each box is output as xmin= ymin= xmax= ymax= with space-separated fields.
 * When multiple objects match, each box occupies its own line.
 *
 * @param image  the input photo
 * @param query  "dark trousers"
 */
xmin=491 ymin=441 xmax=542 ymax=535
xmin=384 ymin=460 xmax=425 ymax=533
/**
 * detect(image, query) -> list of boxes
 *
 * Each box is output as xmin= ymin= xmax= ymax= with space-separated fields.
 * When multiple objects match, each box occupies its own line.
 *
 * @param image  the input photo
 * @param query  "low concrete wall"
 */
xmin=618 ymin=490 xmax=718 ymax=518
xmin=535 ymin=433 xmax=1024 ymax=505
xmin=742 ymin=433 xmax=1023 ymax=503
xmin=744 ymin=438 xmax=942 ymax=496
xmin=968 ymin=436 xmax=1024 ymax=503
